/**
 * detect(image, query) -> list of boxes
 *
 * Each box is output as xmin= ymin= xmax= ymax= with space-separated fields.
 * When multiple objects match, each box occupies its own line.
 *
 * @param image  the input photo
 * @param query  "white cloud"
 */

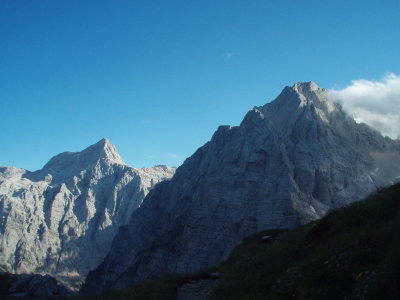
xmin=329 ymin=73 xmax=400 ymax=139
xmin=222 ymin=52 xmax=235 ymax=60
xmin=168 ymin=153 xmax=180 ymax=159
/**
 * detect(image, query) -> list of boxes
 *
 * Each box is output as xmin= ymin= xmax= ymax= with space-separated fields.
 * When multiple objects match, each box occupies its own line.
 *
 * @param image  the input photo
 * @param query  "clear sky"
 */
xmin=1 ymin=0 xmax=399 ymax=171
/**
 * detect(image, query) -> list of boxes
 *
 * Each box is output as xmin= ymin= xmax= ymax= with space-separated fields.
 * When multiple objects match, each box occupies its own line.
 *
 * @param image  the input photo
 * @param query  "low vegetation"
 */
xmin=78 ymin=183 xmax=400 ymax=299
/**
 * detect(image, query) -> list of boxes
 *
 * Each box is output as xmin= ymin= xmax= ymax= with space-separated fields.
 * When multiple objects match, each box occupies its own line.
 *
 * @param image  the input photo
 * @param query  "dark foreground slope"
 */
xmin=0 ymin=272 xmax=71 ymax=299
xmin=212 ymin=183 xmax=400 ymax=299
xmin=79 ymin=183 xmax=400 ymax=300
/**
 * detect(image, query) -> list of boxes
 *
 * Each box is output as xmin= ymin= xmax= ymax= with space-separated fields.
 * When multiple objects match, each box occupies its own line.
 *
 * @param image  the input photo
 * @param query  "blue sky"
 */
xmin=1 ymin=0 xmax=399 ymax=171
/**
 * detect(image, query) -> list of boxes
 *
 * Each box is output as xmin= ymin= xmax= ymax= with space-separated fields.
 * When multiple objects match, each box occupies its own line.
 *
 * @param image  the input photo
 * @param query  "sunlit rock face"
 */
xmin=83 ymin=82 xmax=400 ymax=294
xmin=0 ymin=139 xmax=176 ymax=290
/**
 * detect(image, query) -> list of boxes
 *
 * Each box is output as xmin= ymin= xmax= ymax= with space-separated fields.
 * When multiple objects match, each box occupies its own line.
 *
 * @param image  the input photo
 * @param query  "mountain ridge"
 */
xmin=0 ymin=139 xmax=176 ymax=290
xmin=43 ymin=138 xmax=125 ymax=171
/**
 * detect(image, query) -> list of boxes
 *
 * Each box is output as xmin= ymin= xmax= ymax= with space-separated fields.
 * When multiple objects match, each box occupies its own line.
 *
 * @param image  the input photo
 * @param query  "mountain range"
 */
xmin=1 ymin=81 xmax=400 ymax=297
xmin=0 ymin=139 xmax=176 ymax=290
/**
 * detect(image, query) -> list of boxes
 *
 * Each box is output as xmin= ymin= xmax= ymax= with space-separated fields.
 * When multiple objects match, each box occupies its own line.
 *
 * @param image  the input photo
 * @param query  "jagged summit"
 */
xmin=293 ymin=81 xmax=321 ymax=93
xmin=272 ymin=81 xmax=331 ymax=107
xmin=19 ymin=138 xmax=126 ymax=183
xmin=249 ymin=81 xmax=339 ymax=130
xmin=41 ymin=138 xmax=125 ymax=175
xmin=292 ymin=81 xmax=332 ymax=108
xmin=81 ymin=138 xmax=124 ymax=165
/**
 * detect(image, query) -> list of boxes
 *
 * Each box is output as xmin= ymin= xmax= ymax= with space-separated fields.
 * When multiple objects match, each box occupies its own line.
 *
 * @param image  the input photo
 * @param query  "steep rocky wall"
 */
xmin=83 ymin=83 xmax=400 ymax=293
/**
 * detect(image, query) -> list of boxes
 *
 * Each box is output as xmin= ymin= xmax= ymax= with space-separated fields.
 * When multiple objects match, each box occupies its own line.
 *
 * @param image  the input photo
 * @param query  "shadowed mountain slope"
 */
xmin=77 ymin=183 xmax=400 ymax=300
xmin=83 ymin=82 xmax=400 ymax=293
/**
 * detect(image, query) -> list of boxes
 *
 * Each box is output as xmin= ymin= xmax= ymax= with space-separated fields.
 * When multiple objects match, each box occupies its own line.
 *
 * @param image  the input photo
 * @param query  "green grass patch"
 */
xmin=211 ymin=183 xmax=400 ymax=299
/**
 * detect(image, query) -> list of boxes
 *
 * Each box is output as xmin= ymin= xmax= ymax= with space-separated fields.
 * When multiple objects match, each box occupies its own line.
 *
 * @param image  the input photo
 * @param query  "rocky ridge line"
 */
xmin=0 ymin=139 xmax=176 ymax=290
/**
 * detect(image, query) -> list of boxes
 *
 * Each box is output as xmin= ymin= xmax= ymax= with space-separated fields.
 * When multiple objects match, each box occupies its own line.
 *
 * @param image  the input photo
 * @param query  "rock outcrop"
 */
xmin=82 ymin=82 xmax=400 ymax=293
xmin=0 ymin=139 xmax=176 ymax=290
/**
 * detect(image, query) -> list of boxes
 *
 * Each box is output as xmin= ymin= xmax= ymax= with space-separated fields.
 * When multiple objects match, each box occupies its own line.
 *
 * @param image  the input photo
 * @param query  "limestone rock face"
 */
xmin=0 ymin=139 xmax=176 ymax=290
xmin=82 ymin=82 xmax=400 ymax=293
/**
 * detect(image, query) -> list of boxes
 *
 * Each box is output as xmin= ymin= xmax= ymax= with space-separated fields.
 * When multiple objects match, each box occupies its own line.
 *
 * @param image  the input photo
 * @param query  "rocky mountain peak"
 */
xmin=292 ymin=81 xmax=336 ymax=113
xmin=293 ymin=81 xmax=321 ymax=94
xmin=260 ymin=81 xmax=330 ymax=110
xmin=0 ymin=140 xmax=176 ymax=290
xmin=83 ymin=138 xmax=124 ymax=165
xmin=41 ymin=138 xmax=125 ymax=178
xmin=253 ymin=82 xmax=339 ymax=130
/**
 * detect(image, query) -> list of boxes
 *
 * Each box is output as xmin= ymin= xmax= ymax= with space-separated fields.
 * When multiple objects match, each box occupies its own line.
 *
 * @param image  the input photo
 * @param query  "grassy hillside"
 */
xmin=79 ymin=183 xmax=400 ymax=299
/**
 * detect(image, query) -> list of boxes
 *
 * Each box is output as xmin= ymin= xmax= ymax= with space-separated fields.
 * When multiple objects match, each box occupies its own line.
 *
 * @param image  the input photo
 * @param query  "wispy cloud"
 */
xmin=222 ymin=52 xmax=235 ymax=60
xmin=329 ymin=73 xmax=400 ymax=139
xmin=168 ymin=153 xmax=181 ymax=159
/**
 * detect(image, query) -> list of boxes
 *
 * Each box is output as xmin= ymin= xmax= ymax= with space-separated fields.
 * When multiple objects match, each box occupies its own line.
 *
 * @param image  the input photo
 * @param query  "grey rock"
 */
xmin=0 ymin=139 xmax=176 ymax=290
xmin=83 ymin=82 xmax=400 ymax=293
